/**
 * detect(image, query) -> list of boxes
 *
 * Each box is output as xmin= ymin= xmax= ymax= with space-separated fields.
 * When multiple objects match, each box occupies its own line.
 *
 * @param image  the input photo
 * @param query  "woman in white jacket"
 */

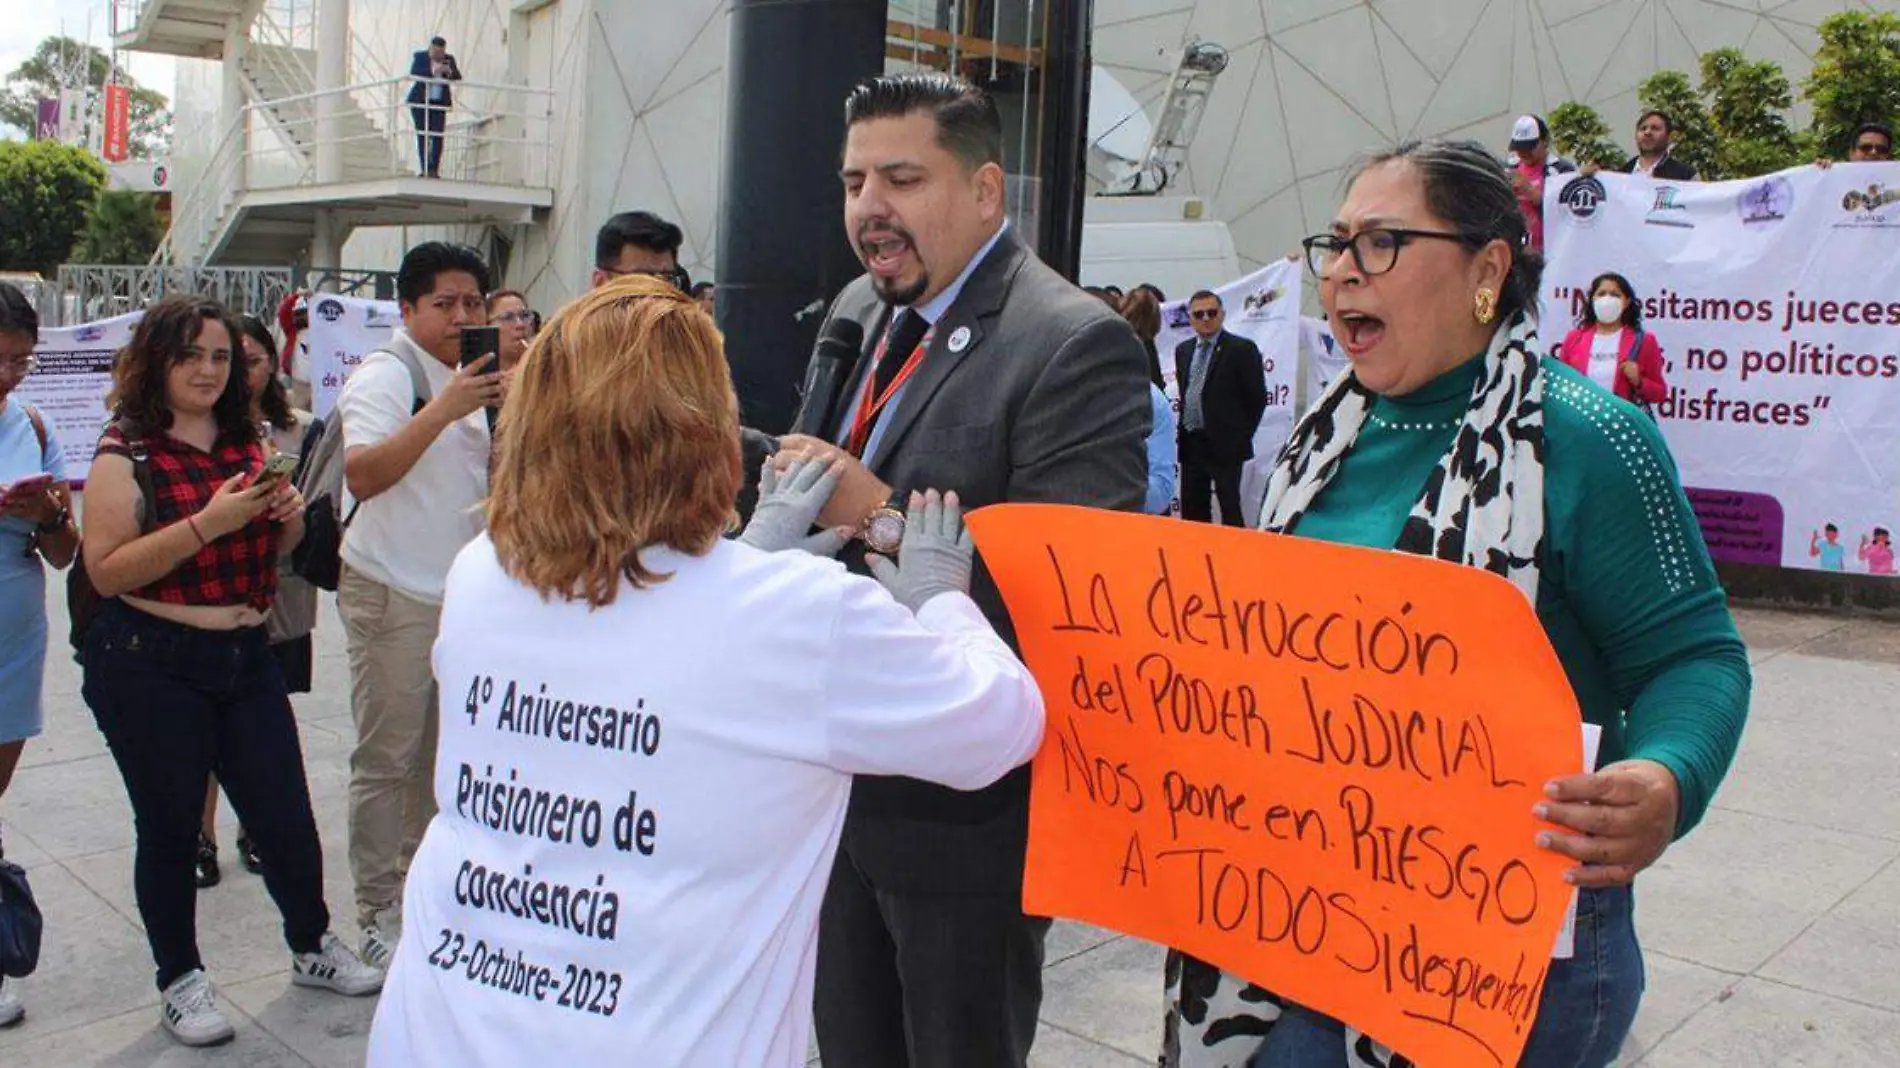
xmin=368 ymin=274 xmax=1046 ymax=1068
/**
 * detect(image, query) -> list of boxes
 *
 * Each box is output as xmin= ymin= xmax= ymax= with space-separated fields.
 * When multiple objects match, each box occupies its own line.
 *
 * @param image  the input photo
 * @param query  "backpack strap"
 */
xmin=23 ymin=404 xmax=49 ymax=459
xmin=382 ymin=342 xmax=435 ymax=416
xmin=102 ymin=420 xmax=158 ymax=534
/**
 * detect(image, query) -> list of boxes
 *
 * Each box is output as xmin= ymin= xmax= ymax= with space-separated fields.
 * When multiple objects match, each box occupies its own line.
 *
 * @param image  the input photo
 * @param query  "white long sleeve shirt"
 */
xmin=368 ymin=536 xmax=1045 ymax=1068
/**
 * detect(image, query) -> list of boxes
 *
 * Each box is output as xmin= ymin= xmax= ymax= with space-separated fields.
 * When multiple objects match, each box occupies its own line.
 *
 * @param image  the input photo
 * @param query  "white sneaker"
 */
xmin=292 ymin=932 xmax=385 ymax=997
xmin=0 ymin=976 xmax=23 ymax=1028
xmin=359 ymin=905 xmax=401 ymax=970
xmin=160 ymin=970 xmax=234 ymax=1047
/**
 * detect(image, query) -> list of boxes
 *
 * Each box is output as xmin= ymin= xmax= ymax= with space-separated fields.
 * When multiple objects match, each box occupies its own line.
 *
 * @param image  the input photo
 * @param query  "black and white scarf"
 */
xmin=1161 ymin=314 xmax=1548 ymax=1068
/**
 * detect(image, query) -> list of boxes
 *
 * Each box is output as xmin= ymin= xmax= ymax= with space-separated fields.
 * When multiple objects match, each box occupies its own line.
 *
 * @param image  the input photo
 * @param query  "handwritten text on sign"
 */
xmin=965 ymin=506 xmax=1582 ymax=1068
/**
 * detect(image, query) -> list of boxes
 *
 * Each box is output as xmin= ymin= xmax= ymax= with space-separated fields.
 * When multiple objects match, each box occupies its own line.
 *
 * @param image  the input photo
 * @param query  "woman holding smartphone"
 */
xmin=0 ymin=282 xmax=78 ymax=1029
xmin=195 ymin=316 xmax=319 ymax=887
xmin=81 ymin=296 xmax=382 ymax=1048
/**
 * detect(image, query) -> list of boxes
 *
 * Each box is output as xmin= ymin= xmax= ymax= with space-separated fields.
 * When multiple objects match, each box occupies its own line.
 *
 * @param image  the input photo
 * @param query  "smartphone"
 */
xmin=0 ymin=472 xmax=55 ymax=509
xmin=259 ymin=451 xmax=299 ymax=485
xmin=460 ymin=325 xmax=502 ymax=371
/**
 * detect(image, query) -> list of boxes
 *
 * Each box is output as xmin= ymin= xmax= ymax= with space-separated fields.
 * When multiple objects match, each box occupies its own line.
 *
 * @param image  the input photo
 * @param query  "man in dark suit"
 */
xmin=406 ymin=36 xmax=461 ymax=177
xmin=1174 ymin=289 xmax=1266 ymax=526
xmin=776 ymin=73 xmax=1150 ymax=1068
xmin=1621 ymin=109 xmax=1697 ymax=180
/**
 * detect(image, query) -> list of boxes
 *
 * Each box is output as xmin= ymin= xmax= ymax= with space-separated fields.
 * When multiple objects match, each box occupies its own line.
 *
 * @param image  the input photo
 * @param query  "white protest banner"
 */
xmin=1543 ymin=163 xmax=1900 ymax=576
xmin=18 ymin=310 xmax=144 ymax=476
xmin=1158 ymin=258 xmax=1303 ymax=523
xmin=306 ymin=293 xmax=400 ymax=419
xmin=1302 ymin=315 xmax=1345 ymax=408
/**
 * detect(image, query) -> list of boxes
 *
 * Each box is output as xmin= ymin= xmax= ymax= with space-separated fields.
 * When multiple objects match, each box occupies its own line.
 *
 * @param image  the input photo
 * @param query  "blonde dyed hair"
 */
xmin=487 ymin=275 xmax=741 ymax=606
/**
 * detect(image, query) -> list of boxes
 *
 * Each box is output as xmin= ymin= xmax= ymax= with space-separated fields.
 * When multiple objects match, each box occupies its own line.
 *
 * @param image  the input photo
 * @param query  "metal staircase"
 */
xmin=239 ymin=40 xmax=393 ymax=181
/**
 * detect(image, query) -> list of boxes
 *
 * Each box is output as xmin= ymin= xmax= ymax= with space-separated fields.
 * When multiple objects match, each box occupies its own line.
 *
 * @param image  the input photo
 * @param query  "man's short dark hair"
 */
xmin=1638 ymin=109 xmax=1673 ymax=133
xmin=595 ymin=211 xmax=684 ymax=269
xmin=397 ymin=242 xmax=491 ymax=306
xmin=1189 ymin=290 xmax=1221 ymax=306
xmin=1854 ymin=122 xmax=1893 ymax=146
xmin=430 ymin=35 xmax=446 ymax=46
xmin=843 ymin=73 xmax=1003 ymax=172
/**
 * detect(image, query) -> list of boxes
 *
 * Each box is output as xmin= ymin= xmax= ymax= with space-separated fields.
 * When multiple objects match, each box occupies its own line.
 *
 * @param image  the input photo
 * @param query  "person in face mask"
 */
xmin=1558 ymin=272 xmax=1667 ymax=409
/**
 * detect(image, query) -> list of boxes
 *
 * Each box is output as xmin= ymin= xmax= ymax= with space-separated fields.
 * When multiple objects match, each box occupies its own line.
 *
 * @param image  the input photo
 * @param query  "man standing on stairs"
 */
xmin=407 ymin=36 xmax=461 ymax=178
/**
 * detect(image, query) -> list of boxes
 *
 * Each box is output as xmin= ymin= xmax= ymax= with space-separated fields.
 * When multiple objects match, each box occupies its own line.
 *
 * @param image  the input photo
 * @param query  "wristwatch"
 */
xmin=858 ymin=503 xmax=906 ymax=556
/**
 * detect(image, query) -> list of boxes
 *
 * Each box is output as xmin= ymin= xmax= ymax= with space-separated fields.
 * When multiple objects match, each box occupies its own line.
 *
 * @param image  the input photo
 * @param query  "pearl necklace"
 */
xmin=1366 ymin=411 xmax=1454 ymax=432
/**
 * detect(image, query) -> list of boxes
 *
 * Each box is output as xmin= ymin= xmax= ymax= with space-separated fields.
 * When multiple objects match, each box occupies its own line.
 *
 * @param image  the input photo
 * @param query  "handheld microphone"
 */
xmin=793 ymin=317 xmax=865 ymax=438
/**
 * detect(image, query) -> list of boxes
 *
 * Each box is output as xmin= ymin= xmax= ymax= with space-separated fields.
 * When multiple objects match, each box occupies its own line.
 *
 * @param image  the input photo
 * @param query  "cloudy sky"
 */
xmin=1 ymin=0 xmax=177 ymax=137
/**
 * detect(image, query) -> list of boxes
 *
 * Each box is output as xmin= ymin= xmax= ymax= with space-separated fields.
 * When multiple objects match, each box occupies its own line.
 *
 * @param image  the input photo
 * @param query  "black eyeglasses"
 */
xmin=599 ymin=265 xmax=690 ymax=291
xmin=1301 ymin=228 xmax=1470 ymax=279
xmin=1190 ymin=309 xmax=1222 ymax=321
xmin=1854 ymin=141 xmax=1892 ymax=157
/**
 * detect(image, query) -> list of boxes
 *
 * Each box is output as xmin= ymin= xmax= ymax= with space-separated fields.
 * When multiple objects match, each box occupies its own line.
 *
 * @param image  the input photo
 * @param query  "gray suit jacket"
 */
xmin=796 ymin=227 xmax=1151 ymax=894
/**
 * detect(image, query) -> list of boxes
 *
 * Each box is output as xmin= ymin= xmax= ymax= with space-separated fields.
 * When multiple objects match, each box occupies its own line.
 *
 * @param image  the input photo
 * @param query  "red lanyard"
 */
xmin=847 ymin=318 xmax=934 ymax=457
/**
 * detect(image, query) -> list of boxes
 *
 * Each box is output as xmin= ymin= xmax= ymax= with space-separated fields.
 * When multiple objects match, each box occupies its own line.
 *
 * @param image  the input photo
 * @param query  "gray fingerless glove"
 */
xmin=737 ymin=459 xmax=851 ymax=556
xmin=867 ymin=490 xmax=974 ymax=613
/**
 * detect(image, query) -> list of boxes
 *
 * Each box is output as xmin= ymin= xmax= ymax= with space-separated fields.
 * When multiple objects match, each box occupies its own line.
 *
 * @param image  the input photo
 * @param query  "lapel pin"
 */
xmin=947 ymin=326 xmax=972 ymax=353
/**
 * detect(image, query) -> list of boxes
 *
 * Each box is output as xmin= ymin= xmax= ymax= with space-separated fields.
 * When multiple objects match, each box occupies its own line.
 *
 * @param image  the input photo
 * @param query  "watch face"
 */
xmin=865 ymin=512 xmax=905 ymax=554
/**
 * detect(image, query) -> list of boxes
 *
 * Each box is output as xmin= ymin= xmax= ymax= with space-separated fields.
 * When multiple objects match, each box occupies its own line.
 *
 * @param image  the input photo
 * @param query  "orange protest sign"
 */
xmin=965 ymin=504 xmax=1582 ymax=1068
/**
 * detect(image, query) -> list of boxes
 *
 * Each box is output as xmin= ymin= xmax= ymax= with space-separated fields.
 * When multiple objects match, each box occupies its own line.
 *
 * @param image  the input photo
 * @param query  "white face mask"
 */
xmin=1593 ymin=295 xmax=1625 ymax=324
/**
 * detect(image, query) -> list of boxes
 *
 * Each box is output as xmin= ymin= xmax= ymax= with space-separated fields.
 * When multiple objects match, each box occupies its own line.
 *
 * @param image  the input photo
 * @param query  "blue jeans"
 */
xmin=1251 ymin=886 xmax=1645 ymax=1068
xmin=81 ymin=601 xmax=330 ymax=990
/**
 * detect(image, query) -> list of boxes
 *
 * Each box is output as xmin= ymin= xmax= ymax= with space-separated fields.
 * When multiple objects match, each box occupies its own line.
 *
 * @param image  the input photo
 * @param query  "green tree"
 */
xmin=1637 ymin=70 xmax=1718 ymax=179
xmin=1804 ymin=11 xmax=1900 ymax=160
xmin=1547 ymin=102 xmax=1625 ymax=168
xmin=1700 ymin=47 xmax=1807 ymax=178
xmin=0 ymin=140 xmax=107 ymax=274
xmin=74 ymin=189 xmax=163 ymax=265
xmin=0 ymin=36 xmax=172 ymax=157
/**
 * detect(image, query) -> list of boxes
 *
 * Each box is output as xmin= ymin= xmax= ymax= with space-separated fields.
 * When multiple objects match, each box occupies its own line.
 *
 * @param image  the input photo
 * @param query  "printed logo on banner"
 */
xmin=1645 ymin=186 xmax=1695 ymax=228
xmin=1739 ymin=178 xmax=1794 ymax=226
xmin=1559 ymin=176 xmax=1607 ymax=223
xmin=315 ymin=298 xmax=346 ymax=322
xmin=73 ymin=324 xmax=105 ymax=342
xmin=1164 ymin=305 xmax=1192 ymax=330
xmin=365 ymin=304 xmax=392 ymax=327
xmin=1837 ymin=183 xmax=1900 ymax=229
xmin=1239 ymin=284 xmax=1287 ymax=318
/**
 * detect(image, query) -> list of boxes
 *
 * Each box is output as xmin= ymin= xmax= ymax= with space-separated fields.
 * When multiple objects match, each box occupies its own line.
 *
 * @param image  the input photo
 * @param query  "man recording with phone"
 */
xmin=333 ymin=242 xmax=500 ymax=972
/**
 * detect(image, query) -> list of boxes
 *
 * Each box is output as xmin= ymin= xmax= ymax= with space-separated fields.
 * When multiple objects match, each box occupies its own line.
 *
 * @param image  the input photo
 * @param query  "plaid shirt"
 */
xmin=98 ymin=425 xmax=279 ymax=610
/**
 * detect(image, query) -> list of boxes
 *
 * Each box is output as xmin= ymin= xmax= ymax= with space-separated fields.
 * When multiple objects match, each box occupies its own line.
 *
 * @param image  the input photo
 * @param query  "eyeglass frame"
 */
xmin=1301 ymin=227 xmax=1474 ymax=280
xmin=492 ymin=309 xmax=535 ymax=325
xmin=1852 ymin=139 xmax=1892 ymax=157
xmin=1188 ymin=308 xmax=1223 ymax=322
xmin=596 ymin=264 xmax=691 ymax=292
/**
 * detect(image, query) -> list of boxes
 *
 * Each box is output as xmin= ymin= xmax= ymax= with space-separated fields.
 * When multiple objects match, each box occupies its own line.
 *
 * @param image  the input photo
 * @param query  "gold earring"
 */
xmin=1474 ymin=288 xmax=1498 ymax=325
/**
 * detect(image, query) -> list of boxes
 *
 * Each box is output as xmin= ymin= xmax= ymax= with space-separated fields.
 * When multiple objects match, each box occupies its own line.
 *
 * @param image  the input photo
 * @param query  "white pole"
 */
xmin=313 ymin=0 xmax=348 ymax=183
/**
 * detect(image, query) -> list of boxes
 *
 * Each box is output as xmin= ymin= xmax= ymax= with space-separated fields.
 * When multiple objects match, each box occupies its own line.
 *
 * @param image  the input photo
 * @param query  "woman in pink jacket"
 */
xmin=1558 ymin=272 xmax=1668 ymax=407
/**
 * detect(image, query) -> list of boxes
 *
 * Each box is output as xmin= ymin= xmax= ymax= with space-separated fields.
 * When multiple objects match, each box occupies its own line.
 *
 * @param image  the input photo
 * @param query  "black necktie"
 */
xmin=873 ymin=309 xmax=930 ymax=402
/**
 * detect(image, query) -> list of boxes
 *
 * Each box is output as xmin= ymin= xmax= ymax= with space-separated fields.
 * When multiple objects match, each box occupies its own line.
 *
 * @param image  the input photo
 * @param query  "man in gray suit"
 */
xmin=775 ymin=73 xmax=1151 ymax=1068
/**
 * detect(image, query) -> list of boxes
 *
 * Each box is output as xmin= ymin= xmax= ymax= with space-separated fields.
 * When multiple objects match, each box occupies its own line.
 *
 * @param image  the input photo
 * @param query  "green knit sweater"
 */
xmin=1290 ymin=355 xmax=1750 ymax=836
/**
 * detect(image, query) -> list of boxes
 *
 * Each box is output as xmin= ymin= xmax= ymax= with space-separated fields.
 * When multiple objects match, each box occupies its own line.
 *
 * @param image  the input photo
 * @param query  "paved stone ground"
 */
xmin=2 ymin=588 xmax=1897 ymax=1066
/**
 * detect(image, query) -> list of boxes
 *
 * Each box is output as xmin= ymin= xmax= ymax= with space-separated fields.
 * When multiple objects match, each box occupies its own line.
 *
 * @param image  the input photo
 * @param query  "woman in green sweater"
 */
xmin=1161 ymin=140 xmax=1751 ymax=1068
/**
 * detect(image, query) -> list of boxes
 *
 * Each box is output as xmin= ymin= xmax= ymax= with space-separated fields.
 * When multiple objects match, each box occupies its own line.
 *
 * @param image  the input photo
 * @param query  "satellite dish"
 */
xmin=1088 ymin=68 xmax=1153 ymax=163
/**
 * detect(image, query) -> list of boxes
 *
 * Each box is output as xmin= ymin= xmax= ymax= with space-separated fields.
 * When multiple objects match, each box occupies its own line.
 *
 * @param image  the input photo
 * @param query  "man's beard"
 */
xmin=872 ymin=272 xmax=930 ymax=307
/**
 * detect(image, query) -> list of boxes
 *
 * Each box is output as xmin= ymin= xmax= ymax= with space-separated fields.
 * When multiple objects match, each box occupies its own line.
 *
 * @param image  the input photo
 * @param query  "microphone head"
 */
xmin=814 ymin=316 xmax=864 ymax=360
